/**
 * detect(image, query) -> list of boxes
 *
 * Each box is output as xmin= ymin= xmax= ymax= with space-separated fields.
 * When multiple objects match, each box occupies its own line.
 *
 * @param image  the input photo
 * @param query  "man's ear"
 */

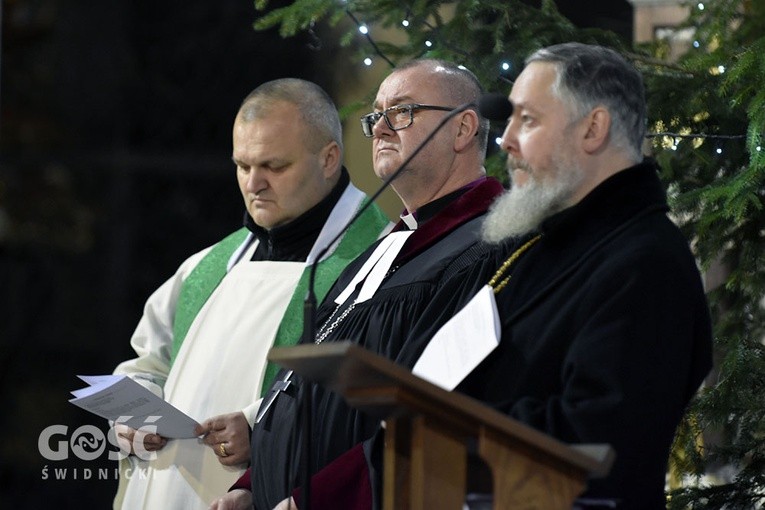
xmin=582 ymin=107 xmax=611 ymax=154
xmin=320 ymin=141 xmax=341 ymax=178
xmin=454 ymin=110 xmax=480 ymax=152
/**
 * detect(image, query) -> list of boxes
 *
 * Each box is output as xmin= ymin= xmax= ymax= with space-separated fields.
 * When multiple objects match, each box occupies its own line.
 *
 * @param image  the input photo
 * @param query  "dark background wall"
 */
xmin=0 ymin=1 xmax=632 ymax=507
xmin=0 ymin=1 xmax=328 ymax=507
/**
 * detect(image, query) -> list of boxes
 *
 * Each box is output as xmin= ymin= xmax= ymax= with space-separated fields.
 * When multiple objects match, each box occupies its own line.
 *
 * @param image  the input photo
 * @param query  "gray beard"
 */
xmin=481 ymin=159 xmax=584 ymax=243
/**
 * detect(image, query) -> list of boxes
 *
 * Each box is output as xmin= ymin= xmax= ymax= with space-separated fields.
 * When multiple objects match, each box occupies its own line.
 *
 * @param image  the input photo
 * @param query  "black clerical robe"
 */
xmin=239 ymin=177 xmax=504 ymax=510
xmin=397 ymin=161 xmax=713 ymax=509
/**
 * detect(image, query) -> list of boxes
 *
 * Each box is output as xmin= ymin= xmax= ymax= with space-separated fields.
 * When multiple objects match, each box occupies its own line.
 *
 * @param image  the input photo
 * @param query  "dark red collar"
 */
xmin=394 ymin=177 xmax=504 ymax=264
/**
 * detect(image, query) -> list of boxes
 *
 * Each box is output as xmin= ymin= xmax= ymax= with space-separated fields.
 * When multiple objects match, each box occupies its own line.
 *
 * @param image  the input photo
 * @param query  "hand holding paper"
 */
xmin=69 ymin=375 xmax=200 ymax=439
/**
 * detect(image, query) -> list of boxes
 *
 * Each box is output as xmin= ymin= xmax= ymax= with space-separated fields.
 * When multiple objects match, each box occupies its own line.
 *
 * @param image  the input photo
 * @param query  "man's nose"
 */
xmin=372 ymin=114 xmax=392 ymax=138
xmin=246 ymin=168 xmax=266 ymax=192
xmin=499 ymin=120 xmax=518 ymax=155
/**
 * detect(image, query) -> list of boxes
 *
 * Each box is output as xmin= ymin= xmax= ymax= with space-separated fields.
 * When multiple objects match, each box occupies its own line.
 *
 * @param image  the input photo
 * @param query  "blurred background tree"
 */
xmin=250 ymin=0 xmax=764 ymax=507
xmin=2 ymin=1 xmax=761 ymax=507
xmin=0 ymin=1 xmax=325 ymax=507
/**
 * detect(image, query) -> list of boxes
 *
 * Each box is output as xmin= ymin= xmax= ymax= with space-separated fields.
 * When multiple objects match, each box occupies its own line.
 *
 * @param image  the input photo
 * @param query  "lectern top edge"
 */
xmin=268 ymin=342 xmax=614 ymax=478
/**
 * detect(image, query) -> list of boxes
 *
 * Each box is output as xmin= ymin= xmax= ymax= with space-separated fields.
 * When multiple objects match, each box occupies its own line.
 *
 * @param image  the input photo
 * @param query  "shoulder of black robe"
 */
xmin=248 ymin=177 xmax=504 ymax=510
xmin=316 ymin=176 xmax=504 ymax=324
xmin=393 ymin=234 xmax=524 ymax=368
xmin=398 ymin=161 xmax=713 ymax=509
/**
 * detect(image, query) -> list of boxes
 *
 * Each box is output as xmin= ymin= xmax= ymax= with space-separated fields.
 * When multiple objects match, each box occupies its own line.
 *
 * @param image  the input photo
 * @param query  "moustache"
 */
xmin=506 ymin=156 xmax=534 ymax=179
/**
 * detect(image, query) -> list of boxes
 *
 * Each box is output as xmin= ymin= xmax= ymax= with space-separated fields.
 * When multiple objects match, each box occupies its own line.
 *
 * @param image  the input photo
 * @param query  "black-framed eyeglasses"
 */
xmin=360 ymin=103 xmax=455 ymax=137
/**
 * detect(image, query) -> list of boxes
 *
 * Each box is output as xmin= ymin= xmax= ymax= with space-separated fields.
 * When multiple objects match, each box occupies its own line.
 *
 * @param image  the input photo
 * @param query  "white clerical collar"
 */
xmin=334 ymin=230 xmax=415 ymax=306
xmin=400 ymin=211 xmax=418 ymax=230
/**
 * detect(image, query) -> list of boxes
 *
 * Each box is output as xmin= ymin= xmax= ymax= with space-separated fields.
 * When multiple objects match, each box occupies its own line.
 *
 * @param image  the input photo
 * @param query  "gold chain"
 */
xmin=487 ymin=235 xmax=542 ymax=294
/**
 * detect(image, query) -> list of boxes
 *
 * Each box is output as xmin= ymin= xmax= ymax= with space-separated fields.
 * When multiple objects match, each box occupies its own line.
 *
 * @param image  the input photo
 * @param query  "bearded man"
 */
xmin=401 ymin=42 xmax=713 ymax=509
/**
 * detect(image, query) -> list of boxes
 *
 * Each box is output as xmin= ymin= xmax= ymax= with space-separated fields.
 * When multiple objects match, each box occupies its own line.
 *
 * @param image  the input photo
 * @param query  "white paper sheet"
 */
xmin=412 ymin=285 xmax=501 ymax=391
xmin=69 ymin=375 xmax=200 ymax=438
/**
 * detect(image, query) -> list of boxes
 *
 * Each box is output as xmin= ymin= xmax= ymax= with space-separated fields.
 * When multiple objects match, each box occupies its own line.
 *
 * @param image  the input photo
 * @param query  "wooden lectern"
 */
xmin=269 ymin=342 xmax=614 ymax=510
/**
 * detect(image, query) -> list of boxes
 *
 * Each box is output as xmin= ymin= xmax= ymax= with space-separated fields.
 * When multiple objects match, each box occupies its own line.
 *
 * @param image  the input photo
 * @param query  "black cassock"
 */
xmin=246 ymin=177 xmax=504 ymax=510
xmin=397 ymin=161 xmax=713 ymax=509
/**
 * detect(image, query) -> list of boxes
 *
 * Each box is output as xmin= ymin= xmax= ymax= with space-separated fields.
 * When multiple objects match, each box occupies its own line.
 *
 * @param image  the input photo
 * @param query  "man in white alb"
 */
xmin=111 ymin=78 xmax=390 ymax=509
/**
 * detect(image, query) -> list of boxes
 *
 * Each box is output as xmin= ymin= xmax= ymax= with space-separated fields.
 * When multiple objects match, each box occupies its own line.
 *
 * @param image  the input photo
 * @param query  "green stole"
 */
xmin=169 ymin=200 xmax=390 ymax=397
xmin=170 ymin=228 xmax=250 ymax=366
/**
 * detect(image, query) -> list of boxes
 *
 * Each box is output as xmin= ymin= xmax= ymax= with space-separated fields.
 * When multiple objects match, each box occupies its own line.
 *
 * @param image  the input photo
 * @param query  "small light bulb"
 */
xmin=693 ymin=40 xmax=700 ymax=48
xmin=698 ymin=3 xmax=705 ymax=10
xmin=363 ymin=57 xmax=373 ymax=66
xmin=756 ymin=146 xmax=762 ymax=152
xmin=501 ymin=62 xmax=510 ymax=71
xmin=359 ymin=25 xmax=369 ymax=35
xmin=495 ymin=137 xmax=503 ymax=146
xmin=717 ymin=65 xmax=726 ymax=74
xmin=402 ymin=19 xmax=409 ymax=27
xmin=425 ymin=40 xmax=432 ymax=47
xmin=716 ymin=148 xmax=723 ymax=154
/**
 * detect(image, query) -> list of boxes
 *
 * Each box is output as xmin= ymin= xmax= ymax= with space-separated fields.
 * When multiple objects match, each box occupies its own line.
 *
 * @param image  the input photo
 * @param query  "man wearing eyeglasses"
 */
xmin=211 ymin=60 xmax=504 ymax=510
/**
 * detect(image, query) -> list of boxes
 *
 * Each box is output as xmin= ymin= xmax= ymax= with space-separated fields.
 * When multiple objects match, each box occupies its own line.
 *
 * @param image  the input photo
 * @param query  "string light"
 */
xmin=343 ymin=8 xmax=487 ymax=68
xmin=341 ymin=8 xmax=759 ymax=155
xmin=647 ymin=132 xmax=747 ymax=140
xmin=345 ymin=10 xmax=394 ymax=67
xmin=490 ymin=132 xmax=755 ymax=153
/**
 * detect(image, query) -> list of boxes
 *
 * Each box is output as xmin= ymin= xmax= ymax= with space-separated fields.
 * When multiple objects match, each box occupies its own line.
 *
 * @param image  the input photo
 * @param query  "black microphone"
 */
xmin=478 ymin=93 xmax=513 ymax=121
xmin=295 ymin=101 xmax=476 ymax=510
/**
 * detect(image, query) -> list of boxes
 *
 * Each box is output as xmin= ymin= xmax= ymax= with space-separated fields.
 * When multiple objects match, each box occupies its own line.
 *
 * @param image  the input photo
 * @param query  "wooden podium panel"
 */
xmin=269 ymin=342 xmax=613 ymax=510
